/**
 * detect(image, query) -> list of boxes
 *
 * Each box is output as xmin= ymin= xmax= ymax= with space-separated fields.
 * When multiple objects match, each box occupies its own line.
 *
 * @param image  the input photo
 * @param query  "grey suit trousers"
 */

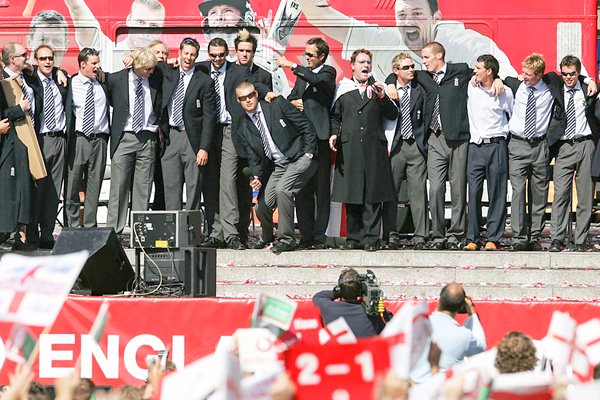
xmin=29 ymin=135 xmax=65 ymax=242
xmin=382 ymin=139 xmax=429 ymax=243
xmin=64 ymin=135 xmax=107 ymax=227
xmin=551 ymin=138 xmax=595 ymax=244
xmin=107 ymin=131 xmax=156 ymax=234
xmin=427 ymin=131 xmax=468 ymax=244
xmin=508 ymin=137 xmax=549 ymax=243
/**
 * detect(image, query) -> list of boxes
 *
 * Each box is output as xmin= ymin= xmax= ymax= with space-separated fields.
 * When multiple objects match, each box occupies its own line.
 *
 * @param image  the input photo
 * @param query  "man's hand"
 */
xmin=275 ymin=56 xmax=294 ymax=69
xmin=6 ymin=362 xmax=34 ymax=400
xmin=54 ymin=370 xmax=81 ymax=400
xmin=250 ymin=177 xmax=262 ymax=190
xmin=96 ymin=68 xmax=106 ymax=84
xmin=23 ymin=61 xmax=34 ymax=76
xmin=329 ymin=134 xmax=337 ymax=151
xmin=587 ymin=79 xmax=598 ymax=96
xmin=167 ymin=57 xmax=179 ymax=67
xmin=56 ymin=69 xmax=69 ymax=87
xmin=122 ymin=54 xmax=133 ymax=69
xmin=19 ymin=94 xmax=31 ymax=112
xmin=269 ymin=372 xmax=296 ymax=400
xmin=0 ymin=118 xmax=9 ymax=135
xmin=196 ymin=149 xmax=208 ymax=166
xmin=491 ymin=78 xmax=505 ymax=97
xmin=290 ymin=99 xmax=304 ymax=111
xmin=373 ymin=81 xmax=386 ymax=99
xmin=465 ymin=296 xmax=476 ymax=316
xmin=386 ymin=84 xmax=398 ymax=100
xmin=469 ymin=75 xmax=477 ymax=87
xmin=265 ymin=92 xmax=279 ymax=103
xmin=428 ymin=341 xmax=442 ymax=375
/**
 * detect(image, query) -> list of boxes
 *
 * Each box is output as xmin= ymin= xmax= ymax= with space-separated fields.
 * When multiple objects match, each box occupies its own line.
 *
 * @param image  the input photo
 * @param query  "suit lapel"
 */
xmin=120 ymin=70 xmax=130 ymax=107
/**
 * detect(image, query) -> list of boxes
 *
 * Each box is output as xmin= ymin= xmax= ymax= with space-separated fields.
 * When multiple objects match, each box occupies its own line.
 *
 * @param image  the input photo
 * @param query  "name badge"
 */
xmin=279 ymin=119 xmax=287 ymax=128
xmin=312 ymin=87 xmax=318 ymax=93
xmin=196 ymin=99 xmax=202 ymax=108
xmin=454 ymin=78 xmax=459 ymax=86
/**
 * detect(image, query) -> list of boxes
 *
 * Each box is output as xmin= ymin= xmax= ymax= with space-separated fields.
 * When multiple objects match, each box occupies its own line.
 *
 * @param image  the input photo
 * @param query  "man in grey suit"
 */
xmin=277 ymin=37 xmax=337 ymax=250
xmin=547 ymin=55 xmax=600 ymax=252
xmin=64 ymin=48 xmax=110 ymax=229
xmin=235 ymin=81 xmax=318 ymax=254
xmin=158 ymin=37 xmax=216 ymax=211
xmin=106 ymin=48 xmax=162 ymax=235
xmin=382 ymin=52 xmax=429 ymax=250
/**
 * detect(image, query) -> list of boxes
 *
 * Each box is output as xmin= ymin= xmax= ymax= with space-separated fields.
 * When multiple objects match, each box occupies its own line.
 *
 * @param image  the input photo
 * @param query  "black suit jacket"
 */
xmin=106 ymin=68 xmax=162 ymax=157
xmin=248 ymin=63 xmax=273 ymax=92
xmin=24 ymin=67 xmax=68 ymax=135
xmin=158 ymin=63 xmax=217 ymax=153
xmin=390 ymin=80 xmax=426 ymax=156
xmin=287 ymin=64 xmax=336 ymax=140
xmin=236 ymin=97 xmax=317 ymax=180
xmin=64 ymin=73 xmax=110 ymax=158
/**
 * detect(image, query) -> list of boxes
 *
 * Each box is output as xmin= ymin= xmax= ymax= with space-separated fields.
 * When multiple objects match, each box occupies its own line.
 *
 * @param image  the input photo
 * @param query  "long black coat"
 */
xmin=330 ymin=88 xmax=398 ymax=204
xmin=0 ymin=92 xmax=30 ymax=232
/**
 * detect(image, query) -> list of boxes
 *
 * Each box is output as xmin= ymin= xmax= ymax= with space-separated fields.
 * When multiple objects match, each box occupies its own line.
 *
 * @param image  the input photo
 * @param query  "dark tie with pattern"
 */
xmin=254 ymin=111 xmax=272 ymax=160
xmin=429 ymin=72 xmax=442 ymax=132
xmin=564 ymin=88 xmax=577 ymax=139
xmin=43 ymin=78 xmax=56 ymax=131
xmin=400 ymin=86 xmax=413 ymax=139
xmin=212 ymin=71 xmax=222 ymax=121
xmin=19 ymin=75 xmax=35 ymax=123
xmin=524 ymin=86 xmax=537 ymax=139
xmin=82 ymin=80 xmax=95 ymax=136
xmin=132 ymin=77 xmax=144 ymax=132
xmin=172 ymin=71 xmax=186 ymax=126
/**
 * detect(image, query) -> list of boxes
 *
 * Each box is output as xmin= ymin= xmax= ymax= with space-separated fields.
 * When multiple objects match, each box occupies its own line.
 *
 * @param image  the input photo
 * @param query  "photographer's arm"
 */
xmin=463 ymin=297 xmax=486 ymax=355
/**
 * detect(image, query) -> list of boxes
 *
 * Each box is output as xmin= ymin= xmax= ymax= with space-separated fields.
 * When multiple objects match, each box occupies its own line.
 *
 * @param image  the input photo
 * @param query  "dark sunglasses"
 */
xmin=209 ymin=52 xmax=226 ymax=58
xmin=181 ymin=37 xmax=199 ymax=48
xmin=13 ymin=52 xmax=27 ymax=58
xmin=561 ymin=71 xmax=577 ymax=77
xmin=237 ymin=91 xmax=257 ymax=102
xmin=399 ymin=64 xmax=415 ymax=70
xmin=37 ymin=56 xmax=54 ymax=61
xmin=304 ymin=51 xmax=317 ymax=58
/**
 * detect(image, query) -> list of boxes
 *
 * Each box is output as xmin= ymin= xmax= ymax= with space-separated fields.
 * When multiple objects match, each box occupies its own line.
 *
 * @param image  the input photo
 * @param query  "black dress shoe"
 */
xmin=575 ymin=244 xmax=586 ymax=252
xmin=12 ymin=239 xmax=36 ymax=252
xmin=339 ymin=241 xmax=360 ymax=250
xmin=312 ymin=241 xmax=329 ymax=250
xmin=413 ymin=242 xmax=425 ymax=250
xmin=548 ymin=240 xmax=563 ymax=252
xmin=384 ymin=241 xmax=399 ymax=250
xmin=364 ymin=243 xmax=377 ymax=252
xmin=271 ymin=241 xmax=297 ymax=254
xmin=430 ymin=241 xmax=445 ymax=250
xmin=38 ymin=239 xmax=55 ymax=250
xmin=446 ymin=242 xmax=459 ymax=250
xmin=529 ymin=240 xmax=544 ymax=252
xmin=510 ymin=241 xmax=528 ymax=251
xmin=297 ymin=240 xmax=314 ymax=250
xmin=247 ymin=238 xmax=268 ymax=249
xmin=199 ymin=237 xmax=224 ymax=248
xmin=227 ymin=237 xmax=246 ymax=250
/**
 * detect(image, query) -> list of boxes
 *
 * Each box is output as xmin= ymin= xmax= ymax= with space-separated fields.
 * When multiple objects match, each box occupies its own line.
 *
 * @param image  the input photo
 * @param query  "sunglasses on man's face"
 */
xmin=37 ymin=56 xmax=54 ymax=62
xmin=237 ymin=91 xmax=257 ymax=102
xmin=209 ymin=52 xmax=226 ymax=59
xmin=399 ymin=64 xmax=415 ymax=70
xmin=561 ymin=71 xmax=577 ymax=77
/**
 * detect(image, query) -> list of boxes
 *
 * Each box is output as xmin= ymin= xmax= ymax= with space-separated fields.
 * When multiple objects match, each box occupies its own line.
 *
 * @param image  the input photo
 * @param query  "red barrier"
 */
xmin=0 ymin=297 xmax=598 ymax=386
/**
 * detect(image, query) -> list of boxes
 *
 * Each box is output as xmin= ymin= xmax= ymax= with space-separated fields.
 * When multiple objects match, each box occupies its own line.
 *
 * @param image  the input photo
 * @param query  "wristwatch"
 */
xmin=304 ymin=153 xmax=314 ymax=159
xmin=291 ymin=63 xmax=298 ymax=70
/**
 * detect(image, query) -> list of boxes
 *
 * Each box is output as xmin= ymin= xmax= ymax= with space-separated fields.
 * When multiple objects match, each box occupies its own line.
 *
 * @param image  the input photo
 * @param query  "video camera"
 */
xmin=357 ymin=270 xmax=384 ymax=316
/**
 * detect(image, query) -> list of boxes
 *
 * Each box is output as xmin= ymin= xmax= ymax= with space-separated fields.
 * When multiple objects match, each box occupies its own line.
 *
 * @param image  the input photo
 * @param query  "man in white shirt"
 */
xmin=464 ymin=54 xmax=513 ymax=251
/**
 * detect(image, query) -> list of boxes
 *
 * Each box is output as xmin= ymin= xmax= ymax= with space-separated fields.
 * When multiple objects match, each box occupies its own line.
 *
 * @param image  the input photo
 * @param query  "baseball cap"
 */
xmin=198 ymin=0 xmax=247 ymax=16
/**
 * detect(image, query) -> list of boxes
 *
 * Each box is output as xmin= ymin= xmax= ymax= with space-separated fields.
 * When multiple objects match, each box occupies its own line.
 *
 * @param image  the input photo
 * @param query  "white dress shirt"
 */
xmin=168 ymin=66 xmax=195 ymax=127
xmin=71 ymin=73 xmax=109 ymax=134
xmin=467 ymin=83 xmax=514 ymax=144
xmin=4 ymin=67 xmax=35 ymax=117
xmin=124 ymin=69 xmax=158 ymax=132
xmin=37 ymin=70 xmax=66 ymax=133
xmin=560 ymin=81 xmax=592 ymax=140
xmin=246 ymin=103 xmax=286 ymax=162
xmin=509 ymin=79 xmax=553 ymax=138
xmin=211 ymin=63 xmax=232 ymax=124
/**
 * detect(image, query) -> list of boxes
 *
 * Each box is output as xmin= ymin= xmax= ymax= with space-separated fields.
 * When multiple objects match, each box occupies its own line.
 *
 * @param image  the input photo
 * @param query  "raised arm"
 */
xmin=64 ymin=0 xmax=102 ymax=48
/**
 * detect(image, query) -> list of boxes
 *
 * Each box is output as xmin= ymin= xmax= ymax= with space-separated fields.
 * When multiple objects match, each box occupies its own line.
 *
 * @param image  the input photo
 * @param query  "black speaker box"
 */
xmin=142 ymin=247 xmax=216 ymax=297
xmin=53 ymin=228 xmax=134 ymax=296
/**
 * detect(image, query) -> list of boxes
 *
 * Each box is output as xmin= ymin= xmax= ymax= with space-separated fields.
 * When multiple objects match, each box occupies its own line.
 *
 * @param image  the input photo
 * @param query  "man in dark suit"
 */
xmin=382 ymin=52 xmax=429 ymax=250
xmin=158 ymin=37 xmax=216 ymax=211
xmin=64 ymin=48 xmax=110 ymax=229
xmin=235 ymin=81 xmax=317 ymax=254
xmin=415 ymin=42 xmax=471 ymax=250
xmin=106 ymin=47 xmax=162 ymax=235
xmin=330 ymin=49 xmax=398 ymax=251
xmin=233 ymin=29 xmax=273 ymax=246
xmin=546 ymin=56 xmax=600 ymax=252
xmin=25 ymin=45 xmax=68 ymax=249
xmin=277 ymin=37 xmax=337 ymax=250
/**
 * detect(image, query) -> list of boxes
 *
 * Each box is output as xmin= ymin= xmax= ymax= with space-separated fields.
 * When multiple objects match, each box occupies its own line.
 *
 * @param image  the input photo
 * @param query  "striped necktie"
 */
xmin=400 ymin=86 xmax=413 ymax=139
xmin=82 ymin=80 xmax=95 ymax=136
xmin=212 ymin=71 xmax=222 ymax=122
xmin=564 ymin=88 xmax=577 ymax=139
xmin=132 ymin=77 xmax=144 ymax=132
xmin=43 ymin=78 xmax=56 ymax=131
xmin=172 ymin=71 xmax=186 ymax=126
xmin=429 ymin=72 xmax=442 ymax=132
xmin=253 ymin=111 xmax=272 ymax=160
xmin=19 ymin=75 xmax=35 ymax=123
xmin=523 ymin=86 xmax=537 ymax=139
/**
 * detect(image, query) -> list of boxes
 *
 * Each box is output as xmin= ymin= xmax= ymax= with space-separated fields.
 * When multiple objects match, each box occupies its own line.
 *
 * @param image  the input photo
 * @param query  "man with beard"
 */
xmin=329 ymin=49 xmax=397 ymax=251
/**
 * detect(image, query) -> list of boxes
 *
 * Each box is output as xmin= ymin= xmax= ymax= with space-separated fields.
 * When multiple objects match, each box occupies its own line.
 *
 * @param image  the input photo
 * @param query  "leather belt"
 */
xmin=480 ymin=137 xmax=504 ymax=145
xmin=170 ymin=125 xmax=186 ymax=132
xmin=559 ymin=136 xmax=591 ymax=145
xmin=511 ymin=134 xmax=546 ymax=144
xmin=42 ymin=130 xmax=65 ymax=138
xmin=76 ymin=131 xmax=108 ymax=140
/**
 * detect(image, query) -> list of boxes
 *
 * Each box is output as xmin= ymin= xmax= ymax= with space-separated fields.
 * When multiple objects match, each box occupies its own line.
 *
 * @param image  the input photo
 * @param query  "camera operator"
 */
xmin=312 ymin=268 xmax=391 ymax=338
xmin=411 ymin=282 xmax=486 ymax=382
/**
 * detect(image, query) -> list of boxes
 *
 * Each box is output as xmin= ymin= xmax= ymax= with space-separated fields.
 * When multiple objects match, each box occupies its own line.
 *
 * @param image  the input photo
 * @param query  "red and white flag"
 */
xmin=318 ymin=317 xmax=357 ymax=345
xmin=5 ymin=323 xmax=36 ymax=363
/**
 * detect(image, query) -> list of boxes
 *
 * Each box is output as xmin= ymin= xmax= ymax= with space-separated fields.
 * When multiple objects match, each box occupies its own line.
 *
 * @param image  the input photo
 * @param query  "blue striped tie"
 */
xmin=564 ymin=89 xmax=576 ymax=139
xmin=172 ymin=71 xmax=186 ymax=126
xmin=212 ymin=71 xmax=222 ymax=122
xmin=43 ymin=78 xmax=56 ymax=131
xmin=82 ymin=80 xmax=95 ymax=136
xmin=429 ymin=72 xmax=442 ymax=132
xmin=254 ymin=111 xmax=272 ymax=160
xmin=132 ymin=77 xmax=144 ymax=132
xmin=19 ymin=75 xmax=35 ymax=124
xmin=400 ymin=86 xmax=413 ymax=139
xmin=524 ymin=87 xmax=537 ymax=139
